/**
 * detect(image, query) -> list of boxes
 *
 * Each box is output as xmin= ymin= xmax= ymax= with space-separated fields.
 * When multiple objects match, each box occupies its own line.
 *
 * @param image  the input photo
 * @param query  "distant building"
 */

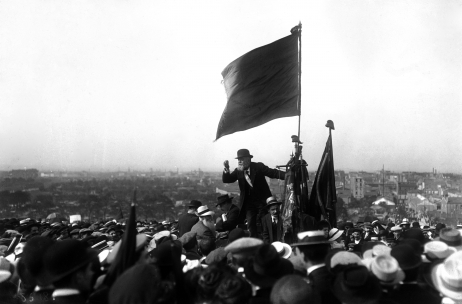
xmin=351 ymin=177 xmax=365 ymax=199
xmin=10 ymin=169 xmax=39 ymax=179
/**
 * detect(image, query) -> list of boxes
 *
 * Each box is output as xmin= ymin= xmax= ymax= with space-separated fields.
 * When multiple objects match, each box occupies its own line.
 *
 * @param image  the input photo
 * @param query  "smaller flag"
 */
xmin=308 ymin=132 xmax=337 ymax=228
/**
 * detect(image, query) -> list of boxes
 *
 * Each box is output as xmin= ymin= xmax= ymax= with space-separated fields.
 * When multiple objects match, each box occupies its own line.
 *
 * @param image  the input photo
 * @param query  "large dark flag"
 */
xmin=104 ymin=190 xmax=137 ymax=287
xmin=216 ymin=32 xmax=299 ymax=140
xmin=308 ymin=132 xmax=337 ymax=228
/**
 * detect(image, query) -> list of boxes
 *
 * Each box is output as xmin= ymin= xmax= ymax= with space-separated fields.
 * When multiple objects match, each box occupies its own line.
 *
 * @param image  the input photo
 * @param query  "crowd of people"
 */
xmin=0 ymin=149 xmax=460 ymax=304
xmin=0 ymin=199 xmax=461 ymax=304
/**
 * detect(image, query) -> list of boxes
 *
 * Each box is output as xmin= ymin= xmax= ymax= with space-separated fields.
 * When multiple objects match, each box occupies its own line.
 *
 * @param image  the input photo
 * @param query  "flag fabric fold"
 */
xmin=216 ymin=32 xmax=299 ymax=140
xmin=308 ymin=133 xmax=337 ymax=228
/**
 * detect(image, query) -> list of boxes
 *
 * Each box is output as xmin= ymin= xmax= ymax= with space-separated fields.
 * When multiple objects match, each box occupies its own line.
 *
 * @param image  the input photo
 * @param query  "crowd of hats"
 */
xmin=1 ymin=213 xmax=462 ymax=304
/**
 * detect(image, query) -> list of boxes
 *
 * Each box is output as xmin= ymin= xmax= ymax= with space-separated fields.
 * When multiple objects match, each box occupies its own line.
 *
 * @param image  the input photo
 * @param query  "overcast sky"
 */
xmin=1 ymin=0 xmax=461 ymax=173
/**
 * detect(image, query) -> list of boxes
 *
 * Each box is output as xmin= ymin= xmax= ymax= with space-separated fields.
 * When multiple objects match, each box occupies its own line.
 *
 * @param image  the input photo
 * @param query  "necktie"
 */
xmin=245 ymin=170 xmax=253 ymax=187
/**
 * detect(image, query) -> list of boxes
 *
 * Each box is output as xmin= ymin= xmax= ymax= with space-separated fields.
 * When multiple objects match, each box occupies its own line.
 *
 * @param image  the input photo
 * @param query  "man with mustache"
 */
xmin=223 ymin=149 xmax=285 ymax=238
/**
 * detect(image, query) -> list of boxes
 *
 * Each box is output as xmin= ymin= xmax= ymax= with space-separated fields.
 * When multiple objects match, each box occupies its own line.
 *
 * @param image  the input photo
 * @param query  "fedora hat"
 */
xmin=431 ymin=251 xmax=462 ymax=300
xmin=292 ymin=231 xmax=330 ymax=247
xmin=369 ymin=255 xmax=405 ymax=286
xmin=265 ymin=196 xmax=282 ymax=208
xmin=424 ymin=241 xmax=457 ymax=261
xmin=271 ymin=241 xmax=292 ymax=259
xmin=235 ymin=149 xmax=253 ymax=159
xmin=196 ymin=205 xmax=214 ymax=217
xmin=42 ymin=239 xmax=97 ymax=284
xmin=188 ymin=200 xmax=202 ymax=209
xmin=333 ymin=265 xmax=382 ymax=303
xmin=244 ymin=243 xmax=293 ymax=288
xmin=216 ymin=194 xmax=233 ymax=207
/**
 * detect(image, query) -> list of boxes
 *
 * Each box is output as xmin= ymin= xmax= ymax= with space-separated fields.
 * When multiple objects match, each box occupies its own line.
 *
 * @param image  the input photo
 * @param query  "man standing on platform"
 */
xmin=222 ymin=149 xmax=285 ymax=238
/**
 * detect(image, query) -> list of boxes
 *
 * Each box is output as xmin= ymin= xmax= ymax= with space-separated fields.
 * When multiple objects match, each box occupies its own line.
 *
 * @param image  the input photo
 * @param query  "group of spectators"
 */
xmin=0 ymin=199 xmax=462 ymax=304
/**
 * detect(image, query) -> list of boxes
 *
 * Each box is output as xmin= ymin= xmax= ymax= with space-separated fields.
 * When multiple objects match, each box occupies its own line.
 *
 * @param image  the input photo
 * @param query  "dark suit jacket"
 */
xmin=215 ymin=204 xmax=240 ymax=233
xmin=387 ymin=283 xmax=442 ymax=304
xmin=178 ymin=212 xmax=199 ymax=236
xmin=190 ymin=221 xmax=215 ymax=242
xmin=222 ymin=162 xmax=285 ymax=211
xmin=261 ymin=213 xmax=283 ymax=244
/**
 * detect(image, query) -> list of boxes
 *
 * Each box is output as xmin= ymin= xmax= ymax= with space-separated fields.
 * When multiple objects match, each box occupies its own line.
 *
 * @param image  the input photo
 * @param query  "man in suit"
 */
xmin=222 ymin=149 xmax=285 ymax=237
xmin=190 ymin=205 xmax=216 ymax=242
xmin=215 ymin=194 xmax=240 ymax=234
xmin=347 ymin=228 xmax=364 ymax=252
xmin=178 ymin=200 xmax=202 ymax=236
xmin=261 ymin=196 xmax=283 ymax=244
xmin=292 ymin=231 xmax=341 ymax=304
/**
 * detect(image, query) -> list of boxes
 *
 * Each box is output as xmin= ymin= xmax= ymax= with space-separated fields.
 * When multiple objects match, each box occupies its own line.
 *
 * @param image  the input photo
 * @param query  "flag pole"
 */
xmin=297 ymin=22 xmax=302 ymax=141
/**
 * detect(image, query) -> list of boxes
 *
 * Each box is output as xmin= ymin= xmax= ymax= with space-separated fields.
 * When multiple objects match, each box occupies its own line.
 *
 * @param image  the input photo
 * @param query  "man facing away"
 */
xmin=222 ymin=149 xmax=285 ymax=238
xmin=178 ymin=200 xmax=202 ymax=236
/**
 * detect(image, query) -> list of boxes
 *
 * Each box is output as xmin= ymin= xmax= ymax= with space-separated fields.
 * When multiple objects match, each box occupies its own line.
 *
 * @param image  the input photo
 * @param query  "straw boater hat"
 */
xmin=265 ymin=196 xmax=282 ymax=209
xmin=368 ymin=255 xmax=405 ymax=286
xmin=328 ymin=228 xmax=344 ymax=242
xmin=424 ymin=241 xmax=457 ymax=261
xmin=292 ymin=231 xmax=330 ymax=247
xmin=271 ymin=241 xmax=292 ymax=259
xmin=390 ymin=226 xmax=402 ymax=232
xmin=436 ymin=228 xmax=462 ymax=250
xmin=399 ymin=218 xmax=410 ymax=227
xmin=196 ymin=205 xmax=214 ymax=217
xmin=431 ymin=251 xmax=462 ymax=300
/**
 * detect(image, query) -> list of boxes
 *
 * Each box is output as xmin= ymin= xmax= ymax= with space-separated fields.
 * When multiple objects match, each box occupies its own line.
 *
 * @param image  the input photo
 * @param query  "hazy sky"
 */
xmin=1 ymin=0 xmax=461 ymax=173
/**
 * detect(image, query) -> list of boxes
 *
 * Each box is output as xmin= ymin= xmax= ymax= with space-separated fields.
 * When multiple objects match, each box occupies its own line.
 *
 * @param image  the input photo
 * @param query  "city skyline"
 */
xmin=1 ymin=1 xmax=461 ymax=174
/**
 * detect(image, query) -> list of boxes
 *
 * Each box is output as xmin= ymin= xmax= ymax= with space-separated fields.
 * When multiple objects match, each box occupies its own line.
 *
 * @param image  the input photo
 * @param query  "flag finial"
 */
xmin=325 ymin=120 xmax=335 ymax=130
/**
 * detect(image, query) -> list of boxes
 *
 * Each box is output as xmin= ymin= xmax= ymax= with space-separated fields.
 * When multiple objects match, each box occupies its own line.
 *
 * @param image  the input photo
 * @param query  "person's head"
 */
xmin=235 ymin=149 xmax=253 ymax=171
xmin=197 ymin=264 xmax=235 ymax=302
xmin=351 ymin=229 xmax=362 ymax=241
xmin=391 ymin=226 xmax=402 ymax=239
xmin=216 ymin=195 xmax=233 ymax=213
xmin=214 ymin=273 xmax=252 ymax=304
xmin=293 ymin=231 xmax=331 ymax=268
xmin=43 ymin=239 xmax=99 ymax=296
xmin=271 ymin=275 xmax=321 ymax=304
xmin=188 ymin=200 xmax=202 ymax=213
xmin=317 ymin=220 xmax=331 ymax=239
xmin=364 ymin=225 xmax=372 ymax=233
xmin=30 ymin=225 xmax=39 ymax=234
xmin=269 ymin=204 xmax=280 ymax=217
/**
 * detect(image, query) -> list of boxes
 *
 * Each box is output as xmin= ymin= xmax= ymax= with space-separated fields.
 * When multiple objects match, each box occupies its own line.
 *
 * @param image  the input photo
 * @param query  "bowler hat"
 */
xmin=188 ymin=200 xmax=202 ymax=209
xmin=265 ymin=196 xmax=282 ymax=208
xmin=235 ymin=149 xmax=253 ymax=159
xmin=216 ymin=194 xmax=233 ymax=207
xmin=391 ymin=244 xmax=422 ymax=270
xmin=244 ymin=244 xmax=294 ymax=288
xmin=43 ymin=239 xmax=97 ymax=284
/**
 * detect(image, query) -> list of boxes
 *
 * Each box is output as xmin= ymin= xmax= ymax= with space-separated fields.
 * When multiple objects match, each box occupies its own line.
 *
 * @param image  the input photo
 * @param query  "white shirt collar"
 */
xmin=52 ymin=289 xmax=80 ymax=297
xmin=307 ymin=263 xmax=325 ymax=275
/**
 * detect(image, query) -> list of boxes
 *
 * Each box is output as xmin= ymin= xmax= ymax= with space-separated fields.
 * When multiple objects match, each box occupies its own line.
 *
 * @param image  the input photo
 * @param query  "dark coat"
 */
xmin=178 ymin=212 xmax=199 ymax=236
xmin=54 ymin=295 xmax=87 ymax=304
xmin=215 ymin=204 xmax=240 ymax=233
xmin=363 ymin=231 xmax=377 ymax=242
xmin=387 ymin=283 xmax=442 ymax=304
xmin=222 ymin=162 xmax=285 ymax=211
xmin=261 ymin=213 xmax=283 ymax=244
